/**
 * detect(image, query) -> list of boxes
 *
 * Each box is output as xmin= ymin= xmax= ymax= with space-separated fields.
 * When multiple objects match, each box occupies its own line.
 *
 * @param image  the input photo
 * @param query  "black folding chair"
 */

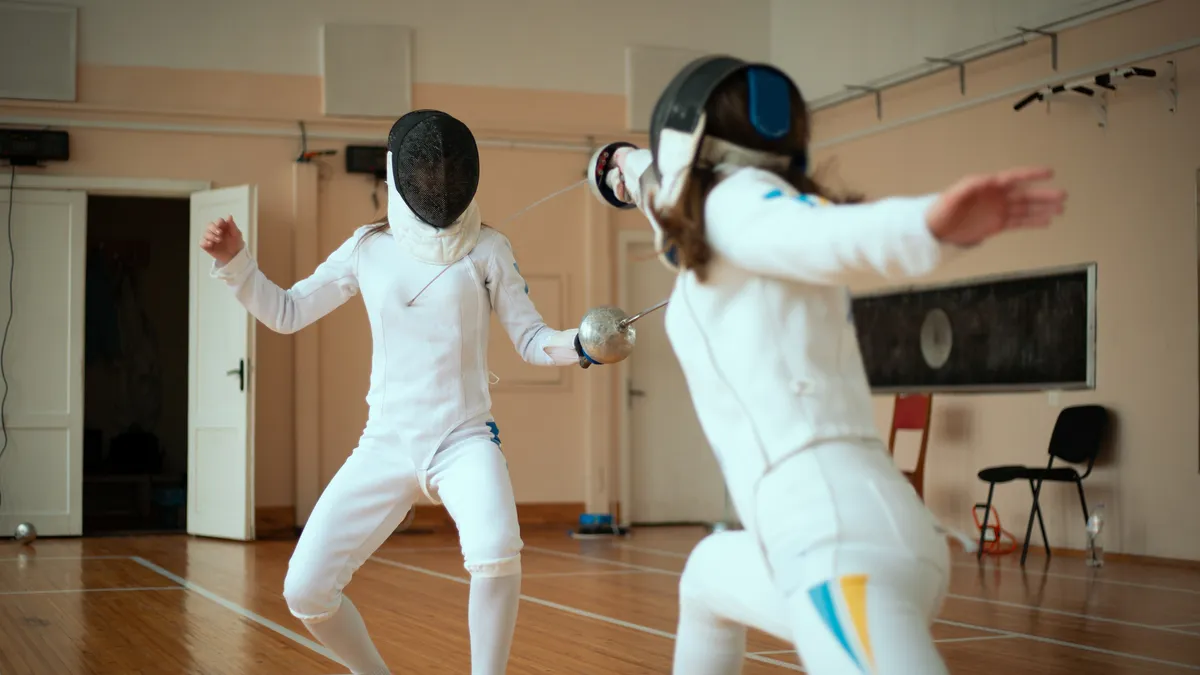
xmin=975 ymin=404 xmax=1109 ymax=565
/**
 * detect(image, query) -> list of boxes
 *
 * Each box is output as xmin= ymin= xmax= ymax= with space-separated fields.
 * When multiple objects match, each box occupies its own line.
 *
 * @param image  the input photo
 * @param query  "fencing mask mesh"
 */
xmin=388 ymin=110 xmax=480 ymax=229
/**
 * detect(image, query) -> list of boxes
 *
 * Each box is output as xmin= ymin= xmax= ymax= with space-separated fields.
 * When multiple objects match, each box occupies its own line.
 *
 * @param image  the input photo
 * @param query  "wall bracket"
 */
xmin=1017 ymin=26 xmax=1060 ymax=71
xmin=1092 ymin=91 xmax=1109 ymax=129
xmin=1160 ymin=59 xmax=1178 ymax=113
xmin=844 ymin=85 xmax=883 ymax=120
xmin=925 ymin=57 xmax=966 ymax=95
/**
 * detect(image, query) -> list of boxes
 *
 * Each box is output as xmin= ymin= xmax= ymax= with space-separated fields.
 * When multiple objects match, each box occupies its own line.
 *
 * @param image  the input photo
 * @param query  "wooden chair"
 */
xmin=887 ymin=394 xmax=933 ymax=500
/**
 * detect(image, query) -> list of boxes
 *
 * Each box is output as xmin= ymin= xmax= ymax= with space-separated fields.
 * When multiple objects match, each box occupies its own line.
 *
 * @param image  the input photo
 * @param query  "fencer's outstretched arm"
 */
xmin=212 ymin=229 xmax=362 ymax=334
xmin=705 ymin=170 xmax=953 ymax=285
xmin=486 ymin=233 xmax=580 ymax=366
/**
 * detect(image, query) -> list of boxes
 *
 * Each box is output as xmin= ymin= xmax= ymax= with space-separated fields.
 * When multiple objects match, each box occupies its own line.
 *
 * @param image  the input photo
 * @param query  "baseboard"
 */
xmin=255 ymin=506 xmax=296 ymax=540
xmin=951 ymin=536 xmax=1200 ymax=569
xmin=274 ymin=502 xmax=585 ymax=539
xmin=405 ymin=502 xmax=585 ymax=534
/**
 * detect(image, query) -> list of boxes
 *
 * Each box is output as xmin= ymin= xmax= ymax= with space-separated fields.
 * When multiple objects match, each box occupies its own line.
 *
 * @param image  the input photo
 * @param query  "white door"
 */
xmin=0 ymin=188 xmax=86 ymax=536
xmin=625 ymin=240 xmax=727 ymax=525
xmin=187 ymin=185 xmax=257 ymax=540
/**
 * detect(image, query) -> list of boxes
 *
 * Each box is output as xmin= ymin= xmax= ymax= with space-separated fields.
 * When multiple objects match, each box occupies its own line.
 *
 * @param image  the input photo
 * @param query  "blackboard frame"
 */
xmin=851 ymin=262 xmax=1097 ymax=394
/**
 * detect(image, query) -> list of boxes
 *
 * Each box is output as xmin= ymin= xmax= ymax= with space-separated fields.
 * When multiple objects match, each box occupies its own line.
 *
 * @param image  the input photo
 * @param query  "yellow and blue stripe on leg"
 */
xmin=808 ymin=574 xmax=877 ymax=674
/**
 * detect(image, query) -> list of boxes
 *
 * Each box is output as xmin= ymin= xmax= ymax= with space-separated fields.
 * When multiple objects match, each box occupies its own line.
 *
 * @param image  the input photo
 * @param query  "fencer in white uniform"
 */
xmin=602 ymin=56 xmax=1066 ymax=674
xmin=200 ymin=110 xmax=603 ymax=675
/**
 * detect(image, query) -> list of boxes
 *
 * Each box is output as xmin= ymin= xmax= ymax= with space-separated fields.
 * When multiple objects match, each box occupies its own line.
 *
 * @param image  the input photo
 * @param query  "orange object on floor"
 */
xmin=973 ymin=504 xmax=1018 ymax=555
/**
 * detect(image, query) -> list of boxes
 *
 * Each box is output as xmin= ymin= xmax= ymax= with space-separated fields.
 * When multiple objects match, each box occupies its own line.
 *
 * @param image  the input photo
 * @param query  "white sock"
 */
xmin=467 ymin=574 xmax=521 ymax=675
xmin=672 ymin=595 xmax=747 ymax=675
xmin=303 ymin=596 xmax=390 ymax=675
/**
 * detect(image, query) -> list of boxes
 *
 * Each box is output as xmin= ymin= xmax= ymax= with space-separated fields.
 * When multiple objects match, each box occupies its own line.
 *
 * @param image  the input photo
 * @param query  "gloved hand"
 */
xmin=575 ymin=334 xmax=602 ymax=369
xmin=588 ymin=142 xmax=640 ymax=210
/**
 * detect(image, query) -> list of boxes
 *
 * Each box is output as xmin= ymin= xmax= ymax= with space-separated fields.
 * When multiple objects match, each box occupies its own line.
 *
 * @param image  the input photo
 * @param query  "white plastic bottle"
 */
xmin=1085 ymin=503 xmax=1105 ymax=568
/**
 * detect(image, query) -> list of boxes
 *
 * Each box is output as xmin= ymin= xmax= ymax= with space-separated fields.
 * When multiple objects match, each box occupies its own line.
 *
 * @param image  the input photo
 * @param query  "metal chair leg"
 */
xmin=1027 ymin=475 xmax=1046 ymax=564
xmin=1033 ymin=488 xmax=1051 ymax=559
xmin=977 ymin=484 xmax=996 ymax=560
xmin=1075 ymin=479 xmax=1090 ymax=524
xmin=1021 ymin=478 xmax=1050 ymax=566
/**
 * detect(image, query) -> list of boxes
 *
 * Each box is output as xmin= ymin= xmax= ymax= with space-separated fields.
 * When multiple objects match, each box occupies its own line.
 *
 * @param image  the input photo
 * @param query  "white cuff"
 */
xmin=914 ymin=194 xmax=968 ymax=267
xmin=210 ymin=247 xmax=254 ymax=283
xmin=542 ymin=328 xmax=580 ymax=364
xmin=621 ymin=149 xmax=654 ymax=207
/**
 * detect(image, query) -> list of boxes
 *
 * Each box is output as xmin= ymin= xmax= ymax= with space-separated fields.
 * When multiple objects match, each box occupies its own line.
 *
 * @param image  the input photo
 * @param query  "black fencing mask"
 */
xmin=387 ymin=110 xmax=481 ymax=229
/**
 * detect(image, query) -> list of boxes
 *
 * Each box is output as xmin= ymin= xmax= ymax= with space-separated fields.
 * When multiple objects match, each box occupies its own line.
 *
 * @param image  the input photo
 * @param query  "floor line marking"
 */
xmin=370 ymin=555 xmax=804 ymax=672
xmin=0 ymin=555 xmax=131 ymax=562
xmin=750 ymin=635 xmax=1019 ymax=656
xmin=0 ymin=586 xmax=183 ymax=596
xmin=613 ymin=540 xmax=1200 ymax=597
xmin=611 ymin=541 xmax=1200 ymax=636
xmin=943 ymin=593 xmax=1200 ymax=637
xmin=954 ymin=561 xmax=1200 ymax=596
xmin=522 ymin=570 xmax=651 ymax=578
xmin=129 ymin=556 xmax=340 ymax=667
xmin=523 ymin=543 xmax=1200 ymax=670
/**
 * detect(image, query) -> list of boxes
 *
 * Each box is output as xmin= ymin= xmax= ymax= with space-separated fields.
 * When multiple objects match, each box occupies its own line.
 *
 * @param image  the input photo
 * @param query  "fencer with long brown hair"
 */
xmin=606 ymin=56 xmax=1066 ymax=674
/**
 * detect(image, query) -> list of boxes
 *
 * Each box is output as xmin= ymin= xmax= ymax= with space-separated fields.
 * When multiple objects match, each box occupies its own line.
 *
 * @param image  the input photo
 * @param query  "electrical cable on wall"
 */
xmin=1 ymin=164 xmax=15 ymax=511
xmin=296 ymin=120 xmax=337 ymax=164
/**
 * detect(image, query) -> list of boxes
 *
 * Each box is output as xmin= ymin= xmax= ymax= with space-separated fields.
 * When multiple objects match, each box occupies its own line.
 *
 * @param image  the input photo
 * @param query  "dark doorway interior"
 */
xmin=83 ymin=195 xmax=189 ymax=535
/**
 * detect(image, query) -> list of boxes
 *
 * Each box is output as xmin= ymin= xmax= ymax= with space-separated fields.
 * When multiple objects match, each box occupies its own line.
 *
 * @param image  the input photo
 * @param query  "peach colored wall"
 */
xmin=810 ymin=0 xmax=1199 ymax=560
xmin=1 ymin=66 xmax=627 ymax=510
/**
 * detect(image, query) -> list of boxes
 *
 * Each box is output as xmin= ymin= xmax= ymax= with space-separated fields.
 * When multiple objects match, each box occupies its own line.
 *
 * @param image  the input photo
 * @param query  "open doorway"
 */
xmin=617 ymin=232 xmax=729 ymax=527
xmin=82 ymin=195 xmax=189 ymax=535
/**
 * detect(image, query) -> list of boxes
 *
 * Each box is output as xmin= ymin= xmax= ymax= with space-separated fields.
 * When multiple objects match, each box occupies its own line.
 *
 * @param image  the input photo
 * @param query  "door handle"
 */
xmin=627 ymin=381 xmax=646 ymax=408
xmin=226 ymin=359 xmax=245 ymax=392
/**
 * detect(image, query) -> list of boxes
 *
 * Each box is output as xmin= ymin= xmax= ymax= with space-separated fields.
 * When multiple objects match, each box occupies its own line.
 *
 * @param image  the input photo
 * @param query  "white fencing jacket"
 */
xmin=212 ymin=201 xmax=579 ymax=484
xmin=619 ymin=149 xmax=953 ymax=530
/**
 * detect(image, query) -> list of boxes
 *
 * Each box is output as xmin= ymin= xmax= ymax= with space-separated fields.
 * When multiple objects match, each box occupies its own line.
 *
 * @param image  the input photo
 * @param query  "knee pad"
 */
xmin=679 ymin=533 xmax=727 ymax=601
xmin=282 ymin=567 xmax=342 ymax=622
xmin=461 ymin=524 xmax=522 ymax=578
xmin=464 ymin=552 xmax=521 ymax=578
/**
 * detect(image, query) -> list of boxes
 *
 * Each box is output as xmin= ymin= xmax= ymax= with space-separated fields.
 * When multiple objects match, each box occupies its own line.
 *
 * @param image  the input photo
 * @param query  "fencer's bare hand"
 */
xmin=199 ymin=216 xmax=245 ymax=265
xmin=926 ymin=167 xmax=1066 ymax=246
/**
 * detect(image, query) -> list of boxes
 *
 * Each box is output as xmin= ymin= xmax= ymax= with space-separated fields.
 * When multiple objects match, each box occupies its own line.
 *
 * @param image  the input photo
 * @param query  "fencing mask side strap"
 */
xmin=648 ymin=56 xmax=804 ymax=215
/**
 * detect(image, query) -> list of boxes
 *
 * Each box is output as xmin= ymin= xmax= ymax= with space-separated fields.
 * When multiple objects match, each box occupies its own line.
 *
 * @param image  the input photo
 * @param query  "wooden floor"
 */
xmin=2 ymin=528 xmax=1199 ymax=674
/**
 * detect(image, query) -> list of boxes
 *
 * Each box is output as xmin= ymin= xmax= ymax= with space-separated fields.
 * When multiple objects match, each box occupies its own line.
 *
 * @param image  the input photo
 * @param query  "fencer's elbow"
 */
xmin=268 ymin=307 xmax=306 ymax=335
xmin=255 ymin=317 xmax=299 ymax=335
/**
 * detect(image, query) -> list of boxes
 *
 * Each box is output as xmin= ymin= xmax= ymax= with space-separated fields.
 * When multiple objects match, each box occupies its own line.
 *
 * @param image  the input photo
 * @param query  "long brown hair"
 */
xmin=354 ymin=218 xmax=390 ymax=252
xmin=651 ymin=72 xmax=861 ymax=281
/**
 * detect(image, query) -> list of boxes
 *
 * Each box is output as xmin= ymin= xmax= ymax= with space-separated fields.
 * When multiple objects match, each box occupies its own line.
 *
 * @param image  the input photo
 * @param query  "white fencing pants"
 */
xmin=675 ymin=440 xmax=950 ymax=675
xmin=283 ymin=415 xmax=522 ymax=674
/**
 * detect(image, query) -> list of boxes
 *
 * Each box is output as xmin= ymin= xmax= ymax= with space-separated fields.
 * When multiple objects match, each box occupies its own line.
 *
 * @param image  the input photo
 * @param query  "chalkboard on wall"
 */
xmin=851 ymin=263 xmax=1096 ymax=392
